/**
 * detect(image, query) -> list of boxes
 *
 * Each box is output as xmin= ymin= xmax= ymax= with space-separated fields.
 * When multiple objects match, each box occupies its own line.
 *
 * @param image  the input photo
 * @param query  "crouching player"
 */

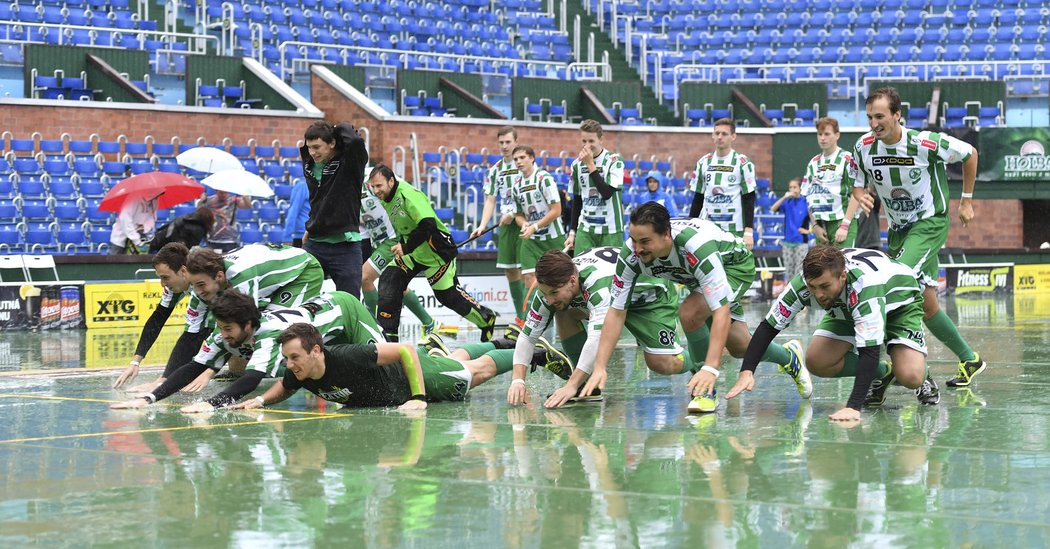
xmin=726 ymin=245 xmax=939 ymax=421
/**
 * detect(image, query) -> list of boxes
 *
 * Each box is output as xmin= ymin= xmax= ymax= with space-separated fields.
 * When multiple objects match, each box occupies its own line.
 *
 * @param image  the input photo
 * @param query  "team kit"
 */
xmin=111 ymin=88 xmax=988 ymax=423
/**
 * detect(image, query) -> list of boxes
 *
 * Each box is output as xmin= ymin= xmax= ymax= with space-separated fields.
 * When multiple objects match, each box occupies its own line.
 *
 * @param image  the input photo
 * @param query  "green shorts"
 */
xmin=623 ymin=284 xmax=684 ymax=355
xmin=813 ymin=300 xmax=928 ymax=355
xmin=420 ymin=352 xmax=473 ymax=402
xmin=269 ymin=260 xmax=325 ymax=308
xmin=519 ymin=236 xmax=566 ymax=274
xmin=365 ymin=239 xmax=397 ymax=274
xmin=696 ymin=250 xmax=755 ymax=322
xmin=573 ymin=229 xmax=624 ymax=256
xmin=495 ymin=223 xmax=521 ymax=269
xmin=888 ymin=215 xmax=949 ymax=288
xmin=328 ymin=291 xmax=384 ymax=345
xmin=821 ymin=218 xmax=858 ymax=248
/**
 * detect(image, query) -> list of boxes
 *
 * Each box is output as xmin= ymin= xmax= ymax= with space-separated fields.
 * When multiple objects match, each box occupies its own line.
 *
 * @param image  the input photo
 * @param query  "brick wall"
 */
xmin=945 ymin=198 xmax=1023 ymax=249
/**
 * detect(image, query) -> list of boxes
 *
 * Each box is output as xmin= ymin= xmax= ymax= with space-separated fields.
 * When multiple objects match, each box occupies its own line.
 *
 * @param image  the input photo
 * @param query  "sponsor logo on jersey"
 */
xmin=706 ymin=187 xmax=734 ymax=204
xmin=500 ymin=169 xmax=520 ymax=176
xmin=848 ymin=289 xmax=858 ymax=307
xmin=887 ymin=188 xmax=923 ymax=212
xmin=187 ymin=309 xmax=199 ymax=317
xmin=708 ymin=165 xmax=736 ymax=173
xmin=919 ymin=138 xmax=938 ymax=150
xmin=908 ymin=168 xmax=923 ymax=182
xmin=807 ymin=184 xmax=832 ymax=195
xmin=529 ymin=310 xmax=543 ymax=321
xmin=612 ymin=275 xmax=624 ymax=288
xmin=520 ymin=184 xmax=537 ymax=192
xmin=318 ymin=387 xmax=352 ymax=402
xmin=846 ymin=154 xmax=858 ymax=171
xmin=777 ymin=302 xmax=791 ymax=318
xmin=862 ymin=135 xmax=877 ymax=145
xmin=686 ymin=252 xmax=699 ymax=267
xmin=818 ymin=164 xmax=839 ymax=172
xmin=871 ymin=156 xmax=916 ymax=166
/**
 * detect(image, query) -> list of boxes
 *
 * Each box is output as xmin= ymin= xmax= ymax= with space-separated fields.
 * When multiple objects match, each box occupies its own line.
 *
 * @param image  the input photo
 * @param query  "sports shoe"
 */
xmin=916 ymin=375 xmax=940 ymax=405
xmin=946 ymin=353 xmax=987 ymax=387
xmin=547 ymin=387 xmax=603 ymax=403
xmin=419 ymin=333 xmax=450 ymax=358
xmin=504 ymin=323 xmax=523 ymax=341
xmin=479 ymin=311 xmax=497 ymax=342
xmin=864 ymin=366 xmax=895 ymax=407
xmin=421 ymin=319 xmax=438 ymax=338
xmin=779 ymin=339 xmax=813 ymax=399
xmin=532 ymin=336 xmax=574 ymax=380
xmin=687 ymin=390 xmax=718 ymax=413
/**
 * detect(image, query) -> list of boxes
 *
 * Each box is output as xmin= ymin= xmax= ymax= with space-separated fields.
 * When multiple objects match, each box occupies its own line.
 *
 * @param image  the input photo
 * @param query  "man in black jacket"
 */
xmin=300 ymin=121 xmax=369 ymax=297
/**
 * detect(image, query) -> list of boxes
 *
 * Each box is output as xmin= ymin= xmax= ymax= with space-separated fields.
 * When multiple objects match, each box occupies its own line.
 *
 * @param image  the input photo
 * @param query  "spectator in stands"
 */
xmin=853 ymin=185 xmax=883 ymax=250
xmin=282 ymin=178 xmax=310 ymax=247
xmin=640 ymin=170 xmax=677 ymax=216
xmin=689 ymin=118 xmax=756 ymax=249
xmin=149 ymin=207 xmax=215 ymax=253
xmin=770 ymin=177 xmax=810 ymax=280
xmin=300 ymin=121 xmax=369 ymax=297
xmin=110 ymin=193 xmax=160 ymax=255
xmin=199 ymin=189 xmax=251 ymax=253
xmin=566 ymin=119 xmax=625 ymax=257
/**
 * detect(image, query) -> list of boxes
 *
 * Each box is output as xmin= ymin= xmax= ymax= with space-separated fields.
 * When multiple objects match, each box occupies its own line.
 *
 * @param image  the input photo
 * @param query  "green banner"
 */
xmin=979 ymin=127 xmax=1050 ymax=181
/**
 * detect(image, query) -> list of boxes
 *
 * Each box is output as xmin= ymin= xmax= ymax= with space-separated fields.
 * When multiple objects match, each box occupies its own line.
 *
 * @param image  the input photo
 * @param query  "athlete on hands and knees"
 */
xmin=369 ymin=164 xmax=497 ymax=342
xmin=851 ymin=86 xmax=986 ymax=388
xmin=471 ymin=126 xmax=528 ymax=338
xmin=565 ymin=119 xmax=626 ymax=255
xmin=511 ymin=145 xmax=567 ymax=291
xmin=505 ymin=248 xmax=687 ymax=409
xmin=689 ymin=118 xmax=757 ymax=250
xmin=581 ymin=202 xmax=811 ymax=413
xmin=360 ymin=170 xmax=437 ymax=336
xmin=727 ymin=246 xmax=938 ymax=422
xmin=231 ymin=323 xmax=560 ymax=411
xmin=803 ymin=117 xmax=864 ymax=247
xmin=113 ymin=243 xmax=211 ymax=392
xmin=110 ymin=289 xmax=383 ymax=411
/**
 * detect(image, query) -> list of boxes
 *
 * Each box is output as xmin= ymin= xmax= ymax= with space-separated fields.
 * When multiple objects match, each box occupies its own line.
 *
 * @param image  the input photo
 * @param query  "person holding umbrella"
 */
xmin=110 ymin=192 xmax=160 ymax=254
xmin=199 ymin=189 xmax=252 ymax=253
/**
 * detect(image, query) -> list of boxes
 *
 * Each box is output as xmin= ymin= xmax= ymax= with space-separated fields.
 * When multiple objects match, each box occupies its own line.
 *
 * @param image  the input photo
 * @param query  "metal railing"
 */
xmin=0 ymin=21 xmax=216 ymax=54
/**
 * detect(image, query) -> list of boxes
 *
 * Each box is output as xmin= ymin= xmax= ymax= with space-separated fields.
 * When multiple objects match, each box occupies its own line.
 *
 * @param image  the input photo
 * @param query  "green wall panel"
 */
xmin=325 ymin=65 xmax=368 ymax=91
xmin=186 ymin=55 xmax=293 ymax=109
xmin=868 ymin=80 xmax=1007 ymax=113
xmin=511 ymin=79 xmax=641 ymax=121
xmin=397 ymin=69 xmax=493 ymax=118
xmin=24 ymin=44 xmax=149 ymax=102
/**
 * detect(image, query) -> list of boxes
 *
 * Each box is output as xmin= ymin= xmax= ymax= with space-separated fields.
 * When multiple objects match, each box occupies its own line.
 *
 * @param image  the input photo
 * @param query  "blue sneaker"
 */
xmin=780 ymin=339 xmax=813 ymax=399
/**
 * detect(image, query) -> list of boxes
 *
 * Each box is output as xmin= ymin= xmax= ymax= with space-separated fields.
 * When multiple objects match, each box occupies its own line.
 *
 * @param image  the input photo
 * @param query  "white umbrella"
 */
xmin=201 ymin=169 xmax=274 ymax=198
xmin=176 ymin=147 xmax=245 ymax=174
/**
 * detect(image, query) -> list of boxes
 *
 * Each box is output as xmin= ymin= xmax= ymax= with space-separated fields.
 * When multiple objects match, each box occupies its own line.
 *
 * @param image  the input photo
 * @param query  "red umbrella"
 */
xmin=99 ymin=172 xmax=204 ymax=213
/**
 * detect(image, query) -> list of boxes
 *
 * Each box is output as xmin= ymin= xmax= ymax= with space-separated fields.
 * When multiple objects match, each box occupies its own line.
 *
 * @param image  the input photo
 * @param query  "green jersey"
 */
xmin=802 ymin=147 xmax=855 ymax=222
xmin=195 ymin=292 xmax=383 ymax=374
xmin=512 ymin=167 xmax=565 ymax=241
xmin=381 ymin=180 xmax=452 ymax=267
xmin=852 ymin=128 xmax=973 ymax=231
xmin=612 ymin=218 xmax=751 ymax=313
xmin=570 ymin=149 xmax=625 ymax=234
xmin=690 ymin=150 xmax=757 ymax=233
xmin=360 ymin=185 xmax=396 ymax=243
xmin=767 ymin=248 xmax=923 ymax=348
xmin=485 ymin=157 xmax=519 ymax=216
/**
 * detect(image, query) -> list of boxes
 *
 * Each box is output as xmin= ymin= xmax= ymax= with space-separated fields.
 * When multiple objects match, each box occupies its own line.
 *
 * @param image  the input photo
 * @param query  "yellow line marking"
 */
xmin=0 ymin=393 xmax=340 ymax=416
xmin=0 ymin=415 xmax=336 ymax=444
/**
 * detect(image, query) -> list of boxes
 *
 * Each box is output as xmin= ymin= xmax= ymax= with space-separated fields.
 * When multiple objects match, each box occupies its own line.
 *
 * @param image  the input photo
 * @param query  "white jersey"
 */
xmin=852 ymin=128 xmax=973 ymax=231
xmin=360 ymin=184 xmax=396 ymax=243
xmin=802 ymin=148 xmax=855 ymax=222
xmin=485 ymin=157 xmax=519 ymax=216
xmin=690 ymin=149 xmax=756 ymax=233
xmin=570 ymin=149 xmax=625 ymax=235
xmin=512 ymin=168 xmax=565 ymax=240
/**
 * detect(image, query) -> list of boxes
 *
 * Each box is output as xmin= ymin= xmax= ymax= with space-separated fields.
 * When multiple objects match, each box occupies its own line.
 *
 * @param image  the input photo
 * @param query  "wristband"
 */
xmin=410 ymin=393 xmax=426 ymax=401
xmin=960 ymin=192 xmax=973 ymax=198
xmin=839 ymin=219 xmax=851 ymax=227
xmin=511 ymin=378 xmax=525 ymax=386
xmin=254 ymin=395 xmax=265 ymax=406
xmin=700 ymin=365 xmax=720 ymax=378
xmin=129 ymin=360 xmax=140 ymax=367
xmin=143 ymin=394 xmax=156 ymax=404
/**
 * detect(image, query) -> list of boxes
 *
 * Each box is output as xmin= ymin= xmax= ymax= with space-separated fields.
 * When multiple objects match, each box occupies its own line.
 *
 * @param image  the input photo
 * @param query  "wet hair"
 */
xmin=535 ymin=250 xmax=577 ymax=288
xmin=629 ymin=201 xmax=672 ymax=236
xmin=153 ymin=242 xmax=189 ymax=270
xmin=185 ymin=247 xmax=226 ymax=278
xmin=579 ymin=119 xmax=603 ymax=138
xmin=304 ymin=121 xmax=336 ymax=143
xmin=511 ymin=145 xmax=536 ymax=159
xmin=210 ymin=289 xmax=260 ymax=330
xmin=866 ymin=86 xmax=902 ymax=115
xmin=714 ymin=118 xmax=736 ymax=133
xmin=815 ymin=117 xmax=840 ymax=133
xmin=369 ymin=163 xmax=396 ymax=182
xmin=497 ymin=125 xmax=518 ymax=139
xmin=277 ymin=322 xmax=324 ymax=353
xmin=803 ymin=245 xmax=846 ymax=281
